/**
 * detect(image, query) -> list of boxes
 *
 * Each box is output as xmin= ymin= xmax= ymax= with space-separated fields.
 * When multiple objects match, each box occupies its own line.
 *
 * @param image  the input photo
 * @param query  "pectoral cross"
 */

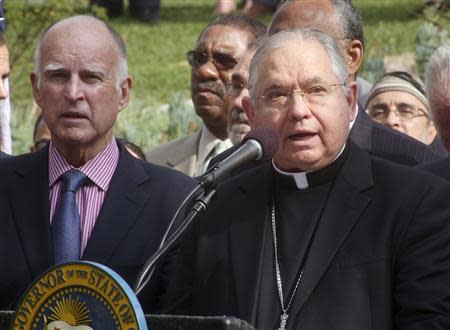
xmin=278 ymin=312 xmax=289 ymax=330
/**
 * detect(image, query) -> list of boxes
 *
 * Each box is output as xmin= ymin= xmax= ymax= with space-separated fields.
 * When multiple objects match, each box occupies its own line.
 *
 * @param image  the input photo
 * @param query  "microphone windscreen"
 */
xmin=242 ymin=128 xmax=279 ymax=160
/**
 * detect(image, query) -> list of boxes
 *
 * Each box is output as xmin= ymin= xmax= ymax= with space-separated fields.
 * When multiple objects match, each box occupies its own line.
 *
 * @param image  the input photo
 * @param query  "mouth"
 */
xmin=60 ymin=112 xmax=89 ymax=121
xmin=193 ymin=81 xmax=225 ymax=98
xmin=195 ymin=88 xmax=220 ymax=97
xmin=288 ymin=131 xmax=317 ymax=141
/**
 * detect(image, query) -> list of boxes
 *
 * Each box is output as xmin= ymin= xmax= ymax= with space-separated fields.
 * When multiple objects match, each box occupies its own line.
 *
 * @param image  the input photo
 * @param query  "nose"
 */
xmin=0 ymin=78 xmax=8 ymax=100
xmin=287 ymin=92 xmax=311 ymax=121
xmin=193 ymin=60 xmax=220 ymax=82
xmin=231 ymin=87 xmax=248 ymax=111
xmin=385 ymin=109 xmax=400 ymax=128
xmin=64 ymin=76 xmax=84 ymax=102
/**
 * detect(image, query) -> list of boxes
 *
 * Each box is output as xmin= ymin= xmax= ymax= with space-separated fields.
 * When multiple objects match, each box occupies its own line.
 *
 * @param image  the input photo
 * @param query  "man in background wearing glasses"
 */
xmin=146 ymin=15 xmax=265 ymax=177
xmin=365 ymin=71 xmax=445 ymax=155
xmin=161 ymin=29 xmax=450 ymax=330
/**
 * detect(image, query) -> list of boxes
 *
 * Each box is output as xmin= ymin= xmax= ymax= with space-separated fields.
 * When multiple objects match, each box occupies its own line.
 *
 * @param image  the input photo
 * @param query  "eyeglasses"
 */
xmin=256 ymin=83 xmax=346 ymax=111
xmin=225 ymin=80 xmax=246 ymax=97
xmin=367 ymin=104 xmax=428 ymax=121
xmin=187 ymin=50 xmax=238 ymax=71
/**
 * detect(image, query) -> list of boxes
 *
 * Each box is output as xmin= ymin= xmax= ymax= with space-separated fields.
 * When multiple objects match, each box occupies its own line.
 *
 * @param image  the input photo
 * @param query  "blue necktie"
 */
xmin=52 ymin=169 xmax=88 ymax=264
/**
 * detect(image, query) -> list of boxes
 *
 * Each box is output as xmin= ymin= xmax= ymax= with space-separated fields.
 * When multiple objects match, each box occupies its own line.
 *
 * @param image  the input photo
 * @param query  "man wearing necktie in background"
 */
xmin=162 ymin=29 xmax=450 ymax=329
xmin=0 ymin=15 xmax=196 ymax=311
xmin=146 ymin=15 xmax=266 ymax=176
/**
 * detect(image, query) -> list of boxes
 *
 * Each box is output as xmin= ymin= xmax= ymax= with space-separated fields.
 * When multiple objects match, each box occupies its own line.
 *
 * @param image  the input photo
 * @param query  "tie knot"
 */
xmin=61 ymin=169 xmax=88 ymax=192
xmin=212 ymin=141 xmax=227 ymax=158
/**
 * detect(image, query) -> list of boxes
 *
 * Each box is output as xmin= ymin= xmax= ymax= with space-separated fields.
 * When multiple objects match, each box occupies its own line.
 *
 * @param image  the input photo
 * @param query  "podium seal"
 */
xmin=11 ymin=261 xmax=147 ymax=330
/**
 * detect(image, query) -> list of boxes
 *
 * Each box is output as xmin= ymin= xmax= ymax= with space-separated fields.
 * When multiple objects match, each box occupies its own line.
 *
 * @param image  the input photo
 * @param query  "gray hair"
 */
xmin=425 ymin=44 xmax=450 ymax=116
xmin=274 ymin=0 xmax=364 ymax=48
xmin=248 ymin=28 xmax=349 ymax=97
xmin=34 ymin=15 xmax=128 ymax=89
xmin=331 ymin=0 xmax=365 ymax=49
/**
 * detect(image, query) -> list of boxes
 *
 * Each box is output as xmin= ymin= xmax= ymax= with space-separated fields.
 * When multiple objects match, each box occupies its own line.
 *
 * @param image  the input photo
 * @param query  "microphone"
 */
xmin=197 ymin=127 xmax=278 ymax=189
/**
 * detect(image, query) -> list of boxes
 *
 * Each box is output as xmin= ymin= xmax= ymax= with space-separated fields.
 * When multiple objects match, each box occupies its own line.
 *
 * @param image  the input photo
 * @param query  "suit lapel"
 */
xmin=349 ymin=106 xmax=373 ymax=153
xmin=83 ymin=146 xmax=151 ymax=263
xmin=229 ymin=163 xmax=273 ymax=323
xmin=10 ymin=149 xmax=52 ymax=278
xmin=290 ymin=143 xmax=374 ymax=316
xmin=166 ymin=129 xmax=201 ymax=176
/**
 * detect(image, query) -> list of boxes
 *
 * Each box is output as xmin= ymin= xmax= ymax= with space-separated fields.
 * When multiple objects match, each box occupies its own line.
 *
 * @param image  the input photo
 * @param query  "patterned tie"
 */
xmin=202 ymin=141 xmax=228 ymax=174
xmin=52 ymin=169 xmax=88 ymax=264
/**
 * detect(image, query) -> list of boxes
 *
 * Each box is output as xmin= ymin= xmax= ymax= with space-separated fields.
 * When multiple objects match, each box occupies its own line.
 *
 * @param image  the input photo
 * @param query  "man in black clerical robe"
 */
xmin=160 ymin=29 xmax=450 ymax=330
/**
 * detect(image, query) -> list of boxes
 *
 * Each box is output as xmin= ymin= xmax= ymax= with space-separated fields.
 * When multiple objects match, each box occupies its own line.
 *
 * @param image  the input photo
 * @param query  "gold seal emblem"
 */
xmin=11 ymin=262 xmax=147 ymax=330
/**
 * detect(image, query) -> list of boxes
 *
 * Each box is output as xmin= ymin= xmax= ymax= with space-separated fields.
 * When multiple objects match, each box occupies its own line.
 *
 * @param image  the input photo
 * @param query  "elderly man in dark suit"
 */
xmin=268 ymin=0 xmax=441 ymax=166
xmin=161 ymin=29 xmax=450 ymax=330
xmin=0 ymin=15 xmax=197 ymax=311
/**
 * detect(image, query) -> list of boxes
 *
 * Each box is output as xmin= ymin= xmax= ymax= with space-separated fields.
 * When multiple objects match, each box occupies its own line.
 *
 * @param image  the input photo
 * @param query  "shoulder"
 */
xmin=0 ymin=149 xmax=44 ymax=173
xmin=146 ymin=131 xmax=201 ymax=161
xmin=140 ymin=157 xmax=197 ymax=187
xmin=416 ymin=157 xmax=450 ymax=181
xmin=371 ymin=123 xmax=441 ymax=165
xmin=369 ymin=154 xmax=450 ymax=202
xmin=339 ymin=143 xmax=450 ymax=200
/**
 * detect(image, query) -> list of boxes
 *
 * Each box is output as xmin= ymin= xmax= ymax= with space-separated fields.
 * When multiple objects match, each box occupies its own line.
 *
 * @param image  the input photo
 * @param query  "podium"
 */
xmin=1 ymin=311 xmax=255 ymax=330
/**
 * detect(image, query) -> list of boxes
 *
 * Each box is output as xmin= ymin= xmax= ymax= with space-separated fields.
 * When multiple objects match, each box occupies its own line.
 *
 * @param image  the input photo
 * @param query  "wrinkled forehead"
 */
xmin=253 ymin=40 xmax=335 ymax=89
xmin=196 ymin=25 xmax=251 ymax=56
xmin=39 ymin=23 xmax=118 ymax=71
xmin=269 ymin=1 xmax=341 ymax=39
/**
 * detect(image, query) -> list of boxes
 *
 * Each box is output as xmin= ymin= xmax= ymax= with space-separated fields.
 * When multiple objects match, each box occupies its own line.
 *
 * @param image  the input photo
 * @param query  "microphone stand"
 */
xmin=133 ymin=187 xmax=216 ymax=296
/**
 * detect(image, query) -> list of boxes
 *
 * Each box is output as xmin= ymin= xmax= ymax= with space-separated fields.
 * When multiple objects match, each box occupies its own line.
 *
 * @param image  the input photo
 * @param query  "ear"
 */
xmin=344 ymin=39 xmax=364 ymax=78
xmin=427 ymin=121 xmax=438 ymax=145
xmin=242 ymin=95 xmax=257 ymax=126
xmin=118 ymin=76 xmax=133 ymax=112
xmin=30 ymin=72 xmax=42 ymax=108
xmin=345 ymin=81 xmax=358 ymax=122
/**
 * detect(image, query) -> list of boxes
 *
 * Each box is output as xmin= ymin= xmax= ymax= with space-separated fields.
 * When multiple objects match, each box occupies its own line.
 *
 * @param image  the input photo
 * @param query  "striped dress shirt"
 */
xmin=48 ymin=139 xmax=119 ymax=255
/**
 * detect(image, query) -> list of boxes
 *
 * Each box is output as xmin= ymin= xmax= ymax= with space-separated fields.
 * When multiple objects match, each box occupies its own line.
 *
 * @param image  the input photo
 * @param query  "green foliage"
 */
xmin=361 ymin=57 xmax=385 ymax=84
xmin=6 ymin=0 xmax=450 ymax=155
xmin=114 ymin=95 xmax=169 ymax=152
xmin=416 ymin=22 xmax=449 ymax=77
xmin=167 ymin=93 xmax=201 ymax=141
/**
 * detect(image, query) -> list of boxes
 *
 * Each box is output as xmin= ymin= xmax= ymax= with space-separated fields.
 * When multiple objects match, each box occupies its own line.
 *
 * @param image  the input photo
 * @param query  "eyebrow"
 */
xmin=369 ymin=101 xmax=416 ymax=109
xmin=301 ymin=77 xmax=329 ymax=86
xmin=43 ymin=63 xmax=65 ymax=73
xmin=80 ymin=69 xmax=106 ymax=78
xmin=261 ymin=81 xmax=290 ymax=95
xmin=42 ymin=63 xmax=107 ymax=80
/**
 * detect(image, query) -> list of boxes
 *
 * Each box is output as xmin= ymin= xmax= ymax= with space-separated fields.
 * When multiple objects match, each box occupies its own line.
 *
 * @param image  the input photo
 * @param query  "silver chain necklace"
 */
xmin=271 ymin=198 xmax=304 ymax=330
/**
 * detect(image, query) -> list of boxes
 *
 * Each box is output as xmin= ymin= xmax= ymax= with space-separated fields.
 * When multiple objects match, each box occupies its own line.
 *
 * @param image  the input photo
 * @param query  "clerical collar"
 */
xmin=273 ymin=144 xmax=349 ymax=190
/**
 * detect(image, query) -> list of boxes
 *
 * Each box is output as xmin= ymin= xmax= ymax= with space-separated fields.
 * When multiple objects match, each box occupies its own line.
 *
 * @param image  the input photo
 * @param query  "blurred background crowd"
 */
xmin=1 ymin=0 xmax=450 ymax=160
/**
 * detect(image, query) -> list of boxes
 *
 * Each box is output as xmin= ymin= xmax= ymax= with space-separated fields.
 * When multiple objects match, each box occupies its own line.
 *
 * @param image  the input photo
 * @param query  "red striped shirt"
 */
xmin=48 ymin=139 xmax=119 ymax=255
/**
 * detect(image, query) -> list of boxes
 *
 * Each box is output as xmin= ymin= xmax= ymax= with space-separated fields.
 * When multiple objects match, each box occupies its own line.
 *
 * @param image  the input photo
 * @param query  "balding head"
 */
xmin=34 ymin=15 xmax=128 ymax=88
xmin=268 ymin=0 xmax=364 ymax=80
xmin=29 ymin=15 xmax=132 ymax=166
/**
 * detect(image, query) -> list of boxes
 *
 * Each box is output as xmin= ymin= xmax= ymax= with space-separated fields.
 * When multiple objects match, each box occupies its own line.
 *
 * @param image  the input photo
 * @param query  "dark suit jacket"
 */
xmin=0 ymin=142 xmax=197 ymax=312
xmin=163 ymin=142 xmax=450 ymax=329
xmin=417 ymin=157 xmax=450 ymax=181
